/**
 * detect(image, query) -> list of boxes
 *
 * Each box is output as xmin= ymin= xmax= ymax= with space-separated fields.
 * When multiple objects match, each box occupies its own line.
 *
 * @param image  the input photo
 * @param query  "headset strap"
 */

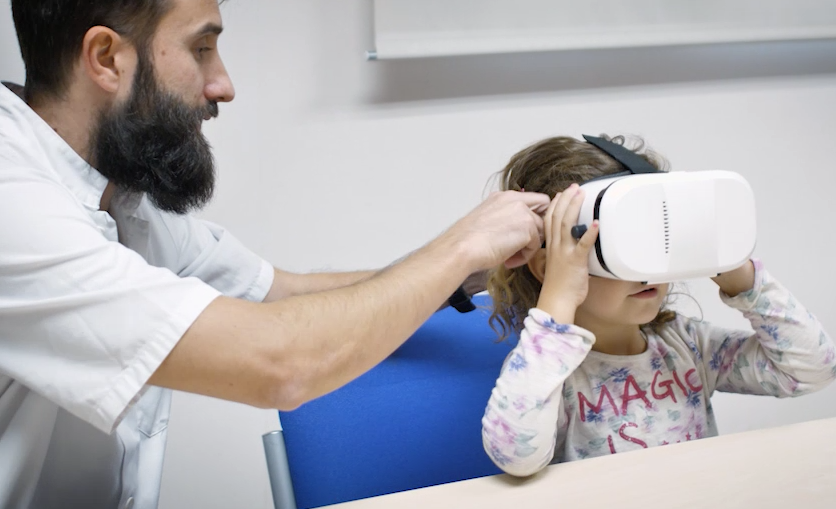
xmin=582 ymin=134 xmax=659 ymax=175
xmin=448 ymin=285 xmax=476 ymax=313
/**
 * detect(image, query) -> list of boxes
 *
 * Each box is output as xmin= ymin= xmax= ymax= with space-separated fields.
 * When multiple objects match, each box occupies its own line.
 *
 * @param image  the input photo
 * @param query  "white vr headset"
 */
xmin=570 ymin=135 xmax=757 ymax=284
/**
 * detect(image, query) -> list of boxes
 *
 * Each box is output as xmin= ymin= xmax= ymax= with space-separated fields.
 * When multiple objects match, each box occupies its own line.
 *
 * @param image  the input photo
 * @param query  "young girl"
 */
xmin=481 ymin=135 xmax=836 ymax=477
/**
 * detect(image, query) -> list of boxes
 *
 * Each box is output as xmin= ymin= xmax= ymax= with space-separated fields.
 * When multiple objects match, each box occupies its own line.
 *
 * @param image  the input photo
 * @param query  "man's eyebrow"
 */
xmin=192 ymin=22 xmax=224 ymax=38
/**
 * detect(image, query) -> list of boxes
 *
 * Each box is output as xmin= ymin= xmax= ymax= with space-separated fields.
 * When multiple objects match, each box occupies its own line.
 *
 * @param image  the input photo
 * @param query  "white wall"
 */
xmin=0 ymin=4 xmax=23 ymax=80
xmin=3 ymin=1 xmax=836 ymax=508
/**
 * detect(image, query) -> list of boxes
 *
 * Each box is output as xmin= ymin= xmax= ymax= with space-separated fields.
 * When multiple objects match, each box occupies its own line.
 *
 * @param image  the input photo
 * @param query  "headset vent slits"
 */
xmin=663 ymin=200 xmax=670 ymax=254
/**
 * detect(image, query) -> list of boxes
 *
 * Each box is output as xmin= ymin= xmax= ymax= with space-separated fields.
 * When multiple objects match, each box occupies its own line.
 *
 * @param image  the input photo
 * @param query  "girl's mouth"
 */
xmin=630 ymin=288 xmax=658 ymax=299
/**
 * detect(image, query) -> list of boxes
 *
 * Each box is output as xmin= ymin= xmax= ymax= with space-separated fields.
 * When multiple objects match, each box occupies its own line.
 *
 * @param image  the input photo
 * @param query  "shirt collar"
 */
xmin=0 ymin=83 xmax=110 ymax=212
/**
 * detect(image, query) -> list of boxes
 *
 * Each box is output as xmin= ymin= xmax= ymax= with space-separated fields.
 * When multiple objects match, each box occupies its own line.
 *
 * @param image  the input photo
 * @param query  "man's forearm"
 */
xmin=151 ymin=234 xmax=475 ymax=410
xmin=268 ymin=242 xmax=473 ymax=405
xmin=266 ymin=267 xmax=490 ymax=311
xmin=264 ymin=268 xmax=377 ymax=302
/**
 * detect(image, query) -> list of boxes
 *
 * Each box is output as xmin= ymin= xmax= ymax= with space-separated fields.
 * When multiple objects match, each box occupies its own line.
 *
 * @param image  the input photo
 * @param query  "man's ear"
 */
xmin=80 ymin=26 xmax=135 ymax=95
xmin=526 ymin=248 xmax=547 ymax=284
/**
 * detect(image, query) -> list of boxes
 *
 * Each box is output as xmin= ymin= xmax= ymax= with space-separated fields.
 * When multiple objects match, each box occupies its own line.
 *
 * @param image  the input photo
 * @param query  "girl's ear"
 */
xmin=526 ymin=249 xmax=547 ymax=283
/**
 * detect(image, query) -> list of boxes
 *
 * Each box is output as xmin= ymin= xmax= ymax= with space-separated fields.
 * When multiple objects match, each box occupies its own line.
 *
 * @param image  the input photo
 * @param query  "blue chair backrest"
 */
xmin=278 ymin=295 xmax=514 ymax=509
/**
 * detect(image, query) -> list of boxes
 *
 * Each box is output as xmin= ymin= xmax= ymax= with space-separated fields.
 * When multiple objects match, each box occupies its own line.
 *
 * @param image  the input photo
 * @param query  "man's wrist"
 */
xmin=427 ymin=230 xmax=484 ymax=276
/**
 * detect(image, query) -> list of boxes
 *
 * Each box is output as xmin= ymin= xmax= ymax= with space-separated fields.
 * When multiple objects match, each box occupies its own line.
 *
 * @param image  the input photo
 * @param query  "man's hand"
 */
xmin=438 ymin=191 xmax=550 ymax=273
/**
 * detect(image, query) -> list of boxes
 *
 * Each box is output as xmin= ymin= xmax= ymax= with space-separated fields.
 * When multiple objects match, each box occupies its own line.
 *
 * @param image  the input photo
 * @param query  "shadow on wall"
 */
xmin=364 ymin=39 xmax=836 ymax=104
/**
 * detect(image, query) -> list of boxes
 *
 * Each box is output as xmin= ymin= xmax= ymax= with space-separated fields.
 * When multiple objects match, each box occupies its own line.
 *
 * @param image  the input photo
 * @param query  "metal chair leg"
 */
xmin=263 ymin=430 xmax=297 ymax=509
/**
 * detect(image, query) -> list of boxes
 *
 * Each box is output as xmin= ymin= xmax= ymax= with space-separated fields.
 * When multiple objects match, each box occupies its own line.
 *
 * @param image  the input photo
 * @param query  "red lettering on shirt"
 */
xmin=684 ymin=368 xmax=703 ymax=392
xmin=672 ymin=370 xmax=688 ymax=395
xmin=618 ymin=422 xmax=649 ymax=449
xmin=578 ymin=385 xmax=619 ymax=422
xmin=651 ymin=370 xmax=677 ymax=403
xmin=621 ymin=374 xmax=652 ymax=414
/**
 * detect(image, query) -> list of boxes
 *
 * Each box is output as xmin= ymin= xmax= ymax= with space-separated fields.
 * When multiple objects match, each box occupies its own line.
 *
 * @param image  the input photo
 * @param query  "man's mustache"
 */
xmin=206 ymin=101 xmax=218 ymax=119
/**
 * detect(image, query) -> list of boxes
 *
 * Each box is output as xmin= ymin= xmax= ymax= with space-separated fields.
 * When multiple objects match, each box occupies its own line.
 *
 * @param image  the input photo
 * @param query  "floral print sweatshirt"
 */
xmin=482 ymin=260 xmax=836 ymax=476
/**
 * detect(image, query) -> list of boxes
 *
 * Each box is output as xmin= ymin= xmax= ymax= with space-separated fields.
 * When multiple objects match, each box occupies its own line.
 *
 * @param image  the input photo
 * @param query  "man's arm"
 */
xmin=149 ymin=191 xmax=548 ymax=410
xmin=265 ymin=267 xmax=489 ymax=310
xmin=263 ymin=268 xmax=375 ymax=302
xmin=151 ymin=234 xmax=469 ymax=411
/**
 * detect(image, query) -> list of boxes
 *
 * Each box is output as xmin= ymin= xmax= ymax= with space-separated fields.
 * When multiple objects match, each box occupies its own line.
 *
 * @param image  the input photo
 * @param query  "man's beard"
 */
xmin=92 ymin=52 xmax=218 ymax=214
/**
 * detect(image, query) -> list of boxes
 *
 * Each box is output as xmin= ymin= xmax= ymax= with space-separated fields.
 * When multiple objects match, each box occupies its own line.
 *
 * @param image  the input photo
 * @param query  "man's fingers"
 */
xmin=506 ymin=213 xmax=544 ymax=268
xmin=506 ymin=232 xmax=541 ymax=269
xmin=504 ymin=250 xmax=527 ymax=269
xmin=514 ymin=190 xmax=551 ymax=214
xmin=530 ymin=211 xmax=545 ymax=248
xmin=543 ymin=193 xmax=561 ymax=247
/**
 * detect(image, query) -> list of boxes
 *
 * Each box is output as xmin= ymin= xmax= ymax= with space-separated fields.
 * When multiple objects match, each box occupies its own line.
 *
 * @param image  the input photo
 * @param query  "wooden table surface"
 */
xmin=328 ymin=417 xmax=836 ymax=509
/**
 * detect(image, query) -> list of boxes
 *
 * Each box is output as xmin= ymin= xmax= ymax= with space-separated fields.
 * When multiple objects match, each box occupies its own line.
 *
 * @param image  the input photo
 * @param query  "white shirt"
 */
xmin=0 ymin=84 xmax=274 ymax=508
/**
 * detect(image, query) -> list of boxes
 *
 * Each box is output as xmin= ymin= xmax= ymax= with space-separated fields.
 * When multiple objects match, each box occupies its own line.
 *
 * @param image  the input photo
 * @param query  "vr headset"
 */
xmin=449 ymin=134 xmax=757 ymax=312
xmin=573 ymin=135 xmax=757 ymax=284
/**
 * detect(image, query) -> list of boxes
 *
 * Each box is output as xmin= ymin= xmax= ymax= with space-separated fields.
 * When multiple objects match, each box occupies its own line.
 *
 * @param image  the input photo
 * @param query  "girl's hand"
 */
xmin=537 ymin=184 xmax=599 ymax=323
xmin=712 ymin=259 xmax=755 ymax=297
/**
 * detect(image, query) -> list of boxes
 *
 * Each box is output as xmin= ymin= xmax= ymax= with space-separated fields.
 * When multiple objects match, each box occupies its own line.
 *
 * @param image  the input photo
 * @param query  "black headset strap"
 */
xmin=448 ymin=285 xmax=476 ymax=313
xmin=582 ymin=134 xmax=659 ymax=175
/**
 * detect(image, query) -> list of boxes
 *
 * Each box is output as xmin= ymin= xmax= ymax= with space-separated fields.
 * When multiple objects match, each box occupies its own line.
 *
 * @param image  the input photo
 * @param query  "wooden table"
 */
xmin=327 ymin=417 xmax=836 ymax=508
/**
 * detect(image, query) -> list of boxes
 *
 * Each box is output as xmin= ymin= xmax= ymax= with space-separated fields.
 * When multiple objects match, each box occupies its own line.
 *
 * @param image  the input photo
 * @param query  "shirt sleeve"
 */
xmin=151 ymin=209 xmax=274 ymax=301
xmin=681 ymin=259 xmax=836 ymax=398
xmin=0 ymin=170 xmax=222 ymax=434
xmin=481 ymin=309 xmax=595 ymax=477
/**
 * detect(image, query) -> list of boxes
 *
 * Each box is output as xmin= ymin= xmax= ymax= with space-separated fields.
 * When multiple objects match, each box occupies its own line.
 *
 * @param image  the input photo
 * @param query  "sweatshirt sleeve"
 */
xmin=683 ymin=259 xmax=836 ymax=398
xmin=481 ymin=309 xmax=595 ymax=476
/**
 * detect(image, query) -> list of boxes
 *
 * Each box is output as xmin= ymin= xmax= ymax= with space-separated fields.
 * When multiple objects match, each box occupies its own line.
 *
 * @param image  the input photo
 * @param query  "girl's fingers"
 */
xmin=548 ymin=184 xmax=579 ymax=245
xmin=561 ymin=188 xmax=586 ymax=248
xmin=576 ymin=220 xmax=599 ymax=255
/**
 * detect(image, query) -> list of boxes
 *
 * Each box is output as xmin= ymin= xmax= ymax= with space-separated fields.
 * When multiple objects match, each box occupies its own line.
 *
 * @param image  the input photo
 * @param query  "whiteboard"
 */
xmin=371 ymin=0 xmax=836 ymax=59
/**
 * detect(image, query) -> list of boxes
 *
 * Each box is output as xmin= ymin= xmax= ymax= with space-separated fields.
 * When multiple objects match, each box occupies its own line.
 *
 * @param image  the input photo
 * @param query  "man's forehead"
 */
xmin=158 ymin=0 xmax=223 ymax=37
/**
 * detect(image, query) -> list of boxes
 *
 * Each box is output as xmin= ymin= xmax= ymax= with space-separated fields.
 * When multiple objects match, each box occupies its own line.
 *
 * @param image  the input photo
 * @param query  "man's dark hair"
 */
xmin=11 ymin=0 xmax=173 ymax=103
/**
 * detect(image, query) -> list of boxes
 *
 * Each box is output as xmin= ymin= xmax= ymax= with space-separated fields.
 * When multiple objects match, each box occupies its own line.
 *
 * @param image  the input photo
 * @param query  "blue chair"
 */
xmin=264 ymin=294 xmax=514 ymax=509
